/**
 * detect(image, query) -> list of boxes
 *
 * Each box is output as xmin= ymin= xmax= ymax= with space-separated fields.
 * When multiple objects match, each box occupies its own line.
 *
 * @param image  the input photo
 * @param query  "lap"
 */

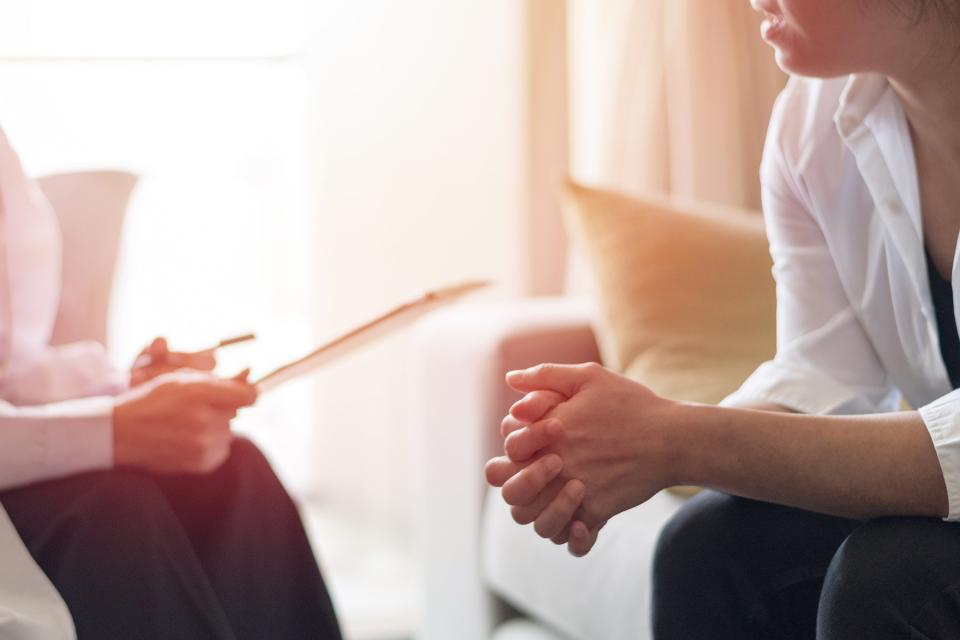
xmin=0 ymin=461 xmax=236 ymax=640
xmin=653 ymin=490 xmax=861 ymax=639
xmin=0 ymin=437 xmax=327 ymax=640
xmin=660 ymin=491 xmax=960 ymax=589
xmin=819 ymin=516 xmax=960 ymax=638
xmin=147 ymin=437 xmax=293 ymax=547
xmin=0 ymin=437 xmax=276 ymax=550
xmin=654 ymin=490 xmax=960 ymax=640
xmin=655 ymin=490 xmax=861 ymax=593
xmin=1 ymin=465 xmax=177 ymax=556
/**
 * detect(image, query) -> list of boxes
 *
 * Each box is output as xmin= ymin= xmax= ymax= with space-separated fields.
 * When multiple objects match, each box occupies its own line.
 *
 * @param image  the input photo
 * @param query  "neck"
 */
xmin=889 ymin=49 xmax=960 ymax=163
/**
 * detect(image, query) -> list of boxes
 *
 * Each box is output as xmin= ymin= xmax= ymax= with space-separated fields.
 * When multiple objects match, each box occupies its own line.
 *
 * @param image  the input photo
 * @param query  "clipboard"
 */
xmin=254 ymin=280 xmax=490 ymax=392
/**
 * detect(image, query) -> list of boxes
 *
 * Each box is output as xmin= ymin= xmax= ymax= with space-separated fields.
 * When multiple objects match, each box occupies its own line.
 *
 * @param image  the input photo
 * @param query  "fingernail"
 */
xmin=545 ymin=455 xmax=562 ymax=473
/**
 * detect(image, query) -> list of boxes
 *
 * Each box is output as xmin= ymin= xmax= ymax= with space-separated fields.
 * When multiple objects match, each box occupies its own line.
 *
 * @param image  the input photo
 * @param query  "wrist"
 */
xmin=660 ymin=400 xmax=721 ymax=488
xmin=111 ymin=397 xmax=137 ymax=468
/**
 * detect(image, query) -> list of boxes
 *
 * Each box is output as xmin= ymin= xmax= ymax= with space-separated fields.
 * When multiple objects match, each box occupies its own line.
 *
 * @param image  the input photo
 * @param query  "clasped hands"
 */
xmin=485 ymin=362 xmax=682 ymax=556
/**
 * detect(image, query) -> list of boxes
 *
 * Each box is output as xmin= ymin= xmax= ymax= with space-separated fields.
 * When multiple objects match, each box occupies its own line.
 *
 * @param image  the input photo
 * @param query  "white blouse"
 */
xmin=722 ymin=73 xmax=960 ymax=520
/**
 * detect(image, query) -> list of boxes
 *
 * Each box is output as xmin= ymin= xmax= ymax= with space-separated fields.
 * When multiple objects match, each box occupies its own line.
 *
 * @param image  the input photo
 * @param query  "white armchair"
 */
xmin=39 ymin=170 xmax=138 ymax=348
xmin=414 ymin=297 xmax=686 ymax=640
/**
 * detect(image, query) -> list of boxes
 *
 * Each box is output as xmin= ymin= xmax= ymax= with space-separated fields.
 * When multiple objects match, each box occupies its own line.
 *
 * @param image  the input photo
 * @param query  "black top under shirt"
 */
xmin=926 ymin=248 xmax=960 ymax=389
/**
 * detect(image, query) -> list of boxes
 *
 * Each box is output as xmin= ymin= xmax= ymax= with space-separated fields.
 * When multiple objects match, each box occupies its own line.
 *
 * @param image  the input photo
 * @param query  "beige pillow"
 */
xmin=561 ymin=181 xmax=776 ymax=494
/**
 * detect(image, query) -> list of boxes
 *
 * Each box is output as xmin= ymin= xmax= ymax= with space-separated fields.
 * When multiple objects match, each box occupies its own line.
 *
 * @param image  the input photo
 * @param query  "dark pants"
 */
xmin=652 ymin=490 xmax=960 ymax=640
xmin=0 ymin=438 xmax=342 ymax=640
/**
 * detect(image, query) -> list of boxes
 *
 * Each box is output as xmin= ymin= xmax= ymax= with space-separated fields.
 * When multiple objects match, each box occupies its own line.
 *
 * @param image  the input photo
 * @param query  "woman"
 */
xmin=486 ymin=1 xmax=960 ymax=637
xmin=0 ymin=127 xmax=342 ymax=639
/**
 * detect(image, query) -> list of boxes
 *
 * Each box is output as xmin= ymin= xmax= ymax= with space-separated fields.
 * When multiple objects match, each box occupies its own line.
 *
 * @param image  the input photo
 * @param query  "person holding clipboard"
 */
xmin=0 ymin=127 xmax=342 ymax=640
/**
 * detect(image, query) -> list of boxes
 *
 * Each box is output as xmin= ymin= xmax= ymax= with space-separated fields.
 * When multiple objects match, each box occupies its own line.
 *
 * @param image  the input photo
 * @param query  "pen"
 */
xmin=207 ymin=333 xmax=257 ymax=351
xmin=134 ymin=333 xmax=257 ymax=369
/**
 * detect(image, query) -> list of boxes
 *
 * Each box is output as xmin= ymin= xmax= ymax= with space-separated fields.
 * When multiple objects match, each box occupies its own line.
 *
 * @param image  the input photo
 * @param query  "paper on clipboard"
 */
xmin=254 ymin=280 xmax=490 ymax=392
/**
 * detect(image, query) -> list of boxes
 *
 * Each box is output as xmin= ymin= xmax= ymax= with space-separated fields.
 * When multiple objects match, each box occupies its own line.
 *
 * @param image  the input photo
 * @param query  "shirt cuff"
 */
xmin=32 ymin=396 xmax=115 ymax=480
xmin=918 ymin=389 xmax=960 ymax=521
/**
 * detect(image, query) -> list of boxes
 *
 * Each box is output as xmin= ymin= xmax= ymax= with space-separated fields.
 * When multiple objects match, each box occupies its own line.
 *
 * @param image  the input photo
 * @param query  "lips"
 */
xmin=750 ymin=0 xmax=785 ymax=40
xmin=762 ymin=13 xmax=784 ymax=31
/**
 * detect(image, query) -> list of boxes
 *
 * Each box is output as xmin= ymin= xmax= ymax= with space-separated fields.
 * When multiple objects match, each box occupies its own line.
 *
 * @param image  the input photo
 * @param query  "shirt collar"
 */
xmin=834 ymin=73 xmax=923 ymax=238
xmin=834 ymin=73 xmax=891 ymax=139
xmin=834 ymin=74 xmax=937 ymax=338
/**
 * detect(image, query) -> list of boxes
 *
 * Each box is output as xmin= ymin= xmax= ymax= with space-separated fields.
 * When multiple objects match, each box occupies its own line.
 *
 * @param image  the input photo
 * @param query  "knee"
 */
xmin=227 ymin=437 xmax=272 ymax=473
xmin=219 ymin=437 xmax=292 ymax=503
xmin=75 ymin=470 xmax=167 ymax=521
xmin=653 ymin=491 xmax=754 ymax=594
xmin=818 ymin=518 xmax=926 ymax=638
xmin=66 ymin=470 xmax=179 ymax=550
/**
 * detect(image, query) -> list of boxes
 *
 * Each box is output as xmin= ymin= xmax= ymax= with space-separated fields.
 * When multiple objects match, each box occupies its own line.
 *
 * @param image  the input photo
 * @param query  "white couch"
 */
xmin=414 ymin=297 xmax=688 ymax=640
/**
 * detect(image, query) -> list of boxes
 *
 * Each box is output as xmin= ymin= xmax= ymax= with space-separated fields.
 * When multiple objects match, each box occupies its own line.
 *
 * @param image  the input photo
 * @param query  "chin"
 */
xmin=773 ymin=47 xmax=852 ymax=79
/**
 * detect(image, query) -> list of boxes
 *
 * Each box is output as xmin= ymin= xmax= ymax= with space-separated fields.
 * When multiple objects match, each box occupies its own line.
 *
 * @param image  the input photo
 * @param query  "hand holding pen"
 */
xmin=117 ymin=334 xmax=259 ymax=474
xmin=130 ymin=333 xmax=256 ymax=387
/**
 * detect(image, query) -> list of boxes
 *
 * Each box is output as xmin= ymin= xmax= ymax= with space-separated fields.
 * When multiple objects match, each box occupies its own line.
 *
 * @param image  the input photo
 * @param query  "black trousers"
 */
xmin=0 ymin=438 xmax=342 ymax=640
xmin=652 ymin=490 xmax=960 ymax=639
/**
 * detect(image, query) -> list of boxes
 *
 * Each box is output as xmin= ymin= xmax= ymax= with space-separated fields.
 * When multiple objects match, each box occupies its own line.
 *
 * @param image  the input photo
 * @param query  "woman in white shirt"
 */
xmin=486 ymin=0 xmax=960 ymax=637
xmin=0 ymin=128 xmax=342 ymax=639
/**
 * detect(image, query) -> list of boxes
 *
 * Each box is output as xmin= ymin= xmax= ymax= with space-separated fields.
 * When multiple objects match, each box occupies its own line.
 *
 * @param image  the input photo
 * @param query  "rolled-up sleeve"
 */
xmin=0 ymin=342 xmax=125 ymax=490
xmin=721 ymin=108 xmax=900 ymax=416
xmin=0 ymin=395 xmax=114 ymax=491
xmin=918 ymin=392 xmax=960 ymax=520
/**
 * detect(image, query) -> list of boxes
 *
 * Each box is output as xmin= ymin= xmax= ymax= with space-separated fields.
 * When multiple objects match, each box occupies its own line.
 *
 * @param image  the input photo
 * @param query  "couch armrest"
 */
xmin=411 ymin=297 xmax=599 ymax=640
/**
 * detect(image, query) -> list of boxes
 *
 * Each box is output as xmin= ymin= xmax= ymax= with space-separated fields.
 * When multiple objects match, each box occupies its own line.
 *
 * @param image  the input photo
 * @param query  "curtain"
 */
xmin=567 ymin=0 xmax=787 ymax=210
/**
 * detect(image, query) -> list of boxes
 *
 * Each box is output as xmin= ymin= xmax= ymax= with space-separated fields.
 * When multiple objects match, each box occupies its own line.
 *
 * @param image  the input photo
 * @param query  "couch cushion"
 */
xmin=559 ymin=180 xmax=776 ymax=406
xmin=482 ymin=487 xmax=686 ymax=640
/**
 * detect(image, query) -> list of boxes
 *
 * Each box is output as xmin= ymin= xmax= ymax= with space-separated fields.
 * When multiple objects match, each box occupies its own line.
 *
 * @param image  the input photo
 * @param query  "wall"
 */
xmin=301 ymin=0 xmax=528 ymax=532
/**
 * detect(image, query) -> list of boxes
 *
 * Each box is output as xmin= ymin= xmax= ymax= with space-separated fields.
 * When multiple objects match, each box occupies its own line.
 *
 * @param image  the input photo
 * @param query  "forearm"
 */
xmin=675 ymin=402 xmax=949 ymax=519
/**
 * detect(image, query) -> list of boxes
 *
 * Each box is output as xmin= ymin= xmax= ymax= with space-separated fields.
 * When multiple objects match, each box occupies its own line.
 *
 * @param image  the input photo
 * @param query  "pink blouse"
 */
xmin=0 ymin=128 xmax=126 ymax=491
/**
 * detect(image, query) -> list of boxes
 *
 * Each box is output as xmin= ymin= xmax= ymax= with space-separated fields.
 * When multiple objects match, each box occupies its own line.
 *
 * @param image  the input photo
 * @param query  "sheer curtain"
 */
xmin=567 ymin=0 xmax=787 ymax=209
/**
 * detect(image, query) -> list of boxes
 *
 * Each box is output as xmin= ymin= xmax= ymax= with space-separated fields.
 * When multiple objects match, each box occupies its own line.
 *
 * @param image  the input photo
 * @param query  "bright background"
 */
xmin=0 ymin=1 xmax=536 ymax=637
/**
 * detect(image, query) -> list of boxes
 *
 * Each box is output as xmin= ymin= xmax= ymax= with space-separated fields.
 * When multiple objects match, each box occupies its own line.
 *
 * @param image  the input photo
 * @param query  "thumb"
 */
xmin=149 ymin=337 xmax=169 ymax=359
xmin=506 ymin=363 xmax=593 ymax=397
